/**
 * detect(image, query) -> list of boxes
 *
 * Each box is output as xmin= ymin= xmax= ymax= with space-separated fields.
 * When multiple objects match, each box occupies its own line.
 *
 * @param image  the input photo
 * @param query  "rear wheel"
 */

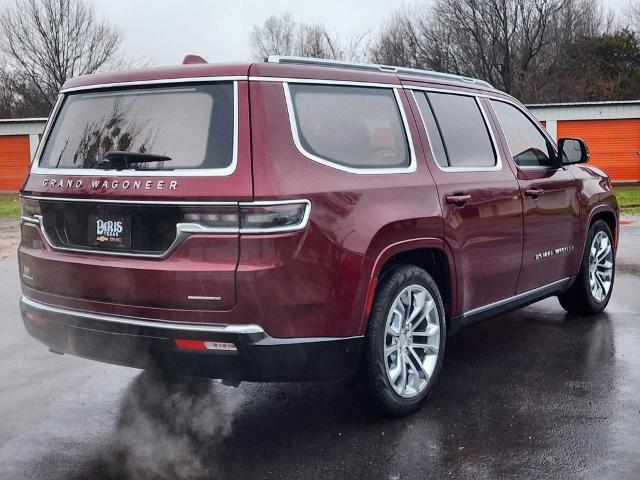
xmin=558 ymin=220 xmax=615 ymax=315
xmin=358 ymin=265 xmax=446 ymax=417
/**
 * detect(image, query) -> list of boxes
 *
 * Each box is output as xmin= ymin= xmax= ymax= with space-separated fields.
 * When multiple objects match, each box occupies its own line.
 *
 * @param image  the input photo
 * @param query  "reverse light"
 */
xmin=174 ymin=338 xmax=238 ymax=352
xmin=181 ymin=206 xmax=239 ymax=229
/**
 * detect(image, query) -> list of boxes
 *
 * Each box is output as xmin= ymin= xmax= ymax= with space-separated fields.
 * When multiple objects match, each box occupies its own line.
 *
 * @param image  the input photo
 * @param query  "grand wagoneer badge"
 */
xmin=41 ymin=178 xmax=178 ymax=190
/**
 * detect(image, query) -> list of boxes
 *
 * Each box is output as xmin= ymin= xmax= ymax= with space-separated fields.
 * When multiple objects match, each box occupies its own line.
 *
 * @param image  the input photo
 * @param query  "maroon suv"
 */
xmin=18 ymin=56 xmax=618 ymax=416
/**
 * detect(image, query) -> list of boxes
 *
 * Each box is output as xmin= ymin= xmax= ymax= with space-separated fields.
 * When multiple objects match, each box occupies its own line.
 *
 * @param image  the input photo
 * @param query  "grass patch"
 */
xmin=622 ymin=206 xmax=640 ymax=215
xmin=0 ymin=194 xmax=20 ymax=218
xmin=614 ymin=186 xmax=640 ymax=215
xmin=614 ymin=186 xmax=640 ymax=209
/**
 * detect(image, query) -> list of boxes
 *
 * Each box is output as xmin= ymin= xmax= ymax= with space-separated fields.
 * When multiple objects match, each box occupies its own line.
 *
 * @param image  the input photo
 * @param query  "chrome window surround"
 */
xmin=408 ymin=84 xmax=560 ymax=170
xmin=410 ymin=89 xmax=503 ymax=173
xmin=31 ymin=78 xmax=242 ymax=177
xmin=282 ymin=82 xmax=417 ymax=175
xmin=486 ymin=98 xmax=561 ymax=172
xmin=27 ymin=75 xmax=552 ymax=179
xmin=20 ymin=196 xmax=311 ymax=259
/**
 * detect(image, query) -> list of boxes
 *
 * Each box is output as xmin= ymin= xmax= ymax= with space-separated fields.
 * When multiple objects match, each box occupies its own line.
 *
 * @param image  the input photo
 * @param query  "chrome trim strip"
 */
xmin=187 ymin=296 xmax=222 ymax=301
xmin=282 ymin=82 xmax=417 ymax=175
xmin=21 ymin=194 xmax=237 ymax=206
xmin=59 ymin=76 xmax=247 ymax=93
xmin=31 ymin=81 xmax=240 ymax=177
xmin=266 ymin=55 xmax=493 ymax=87
xmin=31 ymin=94 xmax=63 ymax=167
xmin=249 ymin=76 xmax=397 ymax=89
xmin=21 ymin=215 xmax=39 ymax=224
xmin=463 ymin=277 xmax=570 ymax=318
xmin=21 ymin=295 xmax=364 ymax=344
xmin=20 ymin=198 xmax=312 ymax=258
xmin=410 ymin=90 xmax=503 ymax=173
xmin=21 ymin=295 xmax=264 ymax=334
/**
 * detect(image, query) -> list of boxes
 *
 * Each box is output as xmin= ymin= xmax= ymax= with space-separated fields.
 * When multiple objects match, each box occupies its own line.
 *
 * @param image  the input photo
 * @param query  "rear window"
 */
xmin=288 ymin=84 xmax=411 ymax=169
xmin=39 ymin=82 xmax=235 ymax=171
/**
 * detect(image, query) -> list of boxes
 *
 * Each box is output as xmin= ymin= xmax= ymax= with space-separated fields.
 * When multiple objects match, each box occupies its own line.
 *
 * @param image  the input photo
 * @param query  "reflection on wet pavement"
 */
xmin=1 ymin=225 xmax=639 ymax=479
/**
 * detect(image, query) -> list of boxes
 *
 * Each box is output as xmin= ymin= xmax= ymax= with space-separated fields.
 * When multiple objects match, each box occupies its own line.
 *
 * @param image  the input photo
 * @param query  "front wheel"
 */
xmin=358 ymin=265 xmax=446 ymax=417
xmin=558 ymin=220 xmax=615 ymax=315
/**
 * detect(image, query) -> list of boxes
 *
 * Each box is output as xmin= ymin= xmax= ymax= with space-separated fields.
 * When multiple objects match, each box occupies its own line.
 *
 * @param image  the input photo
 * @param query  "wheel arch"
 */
xmin=590 ymin=208 xmax=618 ymax=245
xmin=571 ymin=204 xmax=619 ymax=279
xmin=359 ymin=239 xmax=456 ymax=335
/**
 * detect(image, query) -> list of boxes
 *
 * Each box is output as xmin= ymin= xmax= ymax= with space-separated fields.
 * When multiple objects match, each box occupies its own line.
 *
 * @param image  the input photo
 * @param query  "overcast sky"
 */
xmin=90 ymin=0 xmax=416 ymax=65
xmin=0 ymin=0 xmax=630 ymax=67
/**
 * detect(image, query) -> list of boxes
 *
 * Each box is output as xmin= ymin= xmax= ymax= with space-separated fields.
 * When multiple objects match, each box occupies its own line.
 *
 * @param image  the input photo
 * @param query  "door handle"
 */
xmin=445 ymin=194 xmax=472 ymax=206
xmin=525 ymin=188 xmax=544 ymax=199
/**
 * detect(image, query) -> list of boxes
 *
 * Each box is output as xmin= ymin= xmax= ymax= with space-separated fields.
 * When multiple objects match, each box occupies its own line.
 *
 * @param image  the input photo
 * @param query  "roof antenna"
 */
xmin=182 ymin=54 xmax=208 ymax=65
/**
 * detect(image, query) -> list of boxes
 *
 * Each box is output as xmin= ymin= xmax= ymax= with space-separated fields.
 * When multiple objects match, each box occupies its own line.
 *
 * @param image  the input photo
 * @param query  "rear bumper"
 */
xmin=20 ymin=296 xmax=363 ymax=382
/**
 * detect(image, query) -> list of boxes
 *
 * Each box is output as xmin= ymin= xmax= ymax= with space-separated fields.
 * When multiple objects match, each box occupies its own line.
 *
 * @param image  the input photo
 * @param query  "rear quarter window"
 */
xmin=287 ymin=84 xmax=411 ymax=170
xmin=39 ymin=82 xmax=235 ymax=171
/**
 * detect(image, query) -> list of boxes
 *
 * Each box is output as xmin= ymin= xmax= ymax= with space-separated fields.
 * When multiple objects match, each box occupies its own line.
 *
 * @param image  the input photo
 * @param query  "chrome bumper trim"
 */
xmin=20 ymin=295 xmax=265 ymax=334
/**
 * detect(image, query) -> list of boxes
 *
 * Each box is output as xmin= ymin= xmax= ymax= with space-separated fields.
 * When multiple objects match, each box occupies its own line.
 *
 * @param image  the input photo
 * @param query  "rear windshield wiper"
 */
xmin=96 ymin=151 xmax=172 ymax=170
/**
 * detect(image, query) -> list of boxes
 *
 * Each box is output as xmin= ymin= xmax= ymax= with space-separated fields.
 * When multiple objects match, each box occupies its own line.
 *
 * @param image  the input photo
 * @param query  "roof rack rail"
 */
xmin=266 ymin=56 xmax=493 ymax=88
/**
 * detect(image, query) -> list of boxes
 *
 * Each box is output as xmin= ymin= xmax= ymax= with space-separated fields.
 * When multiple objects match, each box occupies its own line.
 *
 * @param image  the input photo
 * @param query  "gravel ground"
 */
xmin=0 ymin=218 xmax=19 ymax=258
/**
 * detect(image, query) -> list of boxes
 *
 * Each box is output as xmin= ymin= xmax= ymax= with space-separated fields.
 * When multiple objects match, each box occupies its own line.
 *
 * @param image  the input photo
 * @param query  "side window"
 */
xmin=288 ymin=84 xmax=411 ymax=169
xmin=413 ymin=92 xmax=448 ymax=167
xmin=414 ymin=91 xmax=496 ymax=168
xmin=490 ymin=100 xmax=554 ymax=168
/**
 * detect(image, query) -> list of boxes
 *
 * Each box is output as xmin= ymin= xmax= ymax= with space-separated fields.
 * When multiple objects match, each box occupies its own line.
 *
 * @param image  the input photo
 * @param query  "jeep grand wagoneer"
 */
xmin=18 ymin=56 xmax=618 ymax=416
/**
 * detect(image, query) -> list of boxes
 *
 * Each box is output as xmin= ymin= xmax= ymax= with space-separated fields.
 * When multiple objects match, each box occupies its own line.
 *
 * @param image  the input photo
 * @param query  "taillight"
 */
xmin=180 ymin=200 xmax=310 ymax=233
xmin=240 ymin=201 xmax=310 ymax=232
xmin=20 ymin=197 xmax=41 ymax=218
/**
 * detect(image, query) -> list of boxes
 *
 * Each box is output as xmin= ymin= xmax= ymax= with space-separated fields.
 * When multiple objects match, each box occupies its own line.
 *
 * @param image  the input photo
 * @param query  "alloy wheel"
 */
xmin=588 ymin=231 xmax=614 ymax=303
xmin=384 ymin=285 xmax=441 ymax=399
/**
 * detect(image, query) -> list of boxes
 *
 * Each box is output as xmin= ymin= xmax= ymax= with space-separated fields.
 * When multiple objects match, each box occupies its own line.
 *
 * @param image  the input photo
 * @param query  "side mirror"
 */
xmin=558 ymin=137 xmax=589 ymax=165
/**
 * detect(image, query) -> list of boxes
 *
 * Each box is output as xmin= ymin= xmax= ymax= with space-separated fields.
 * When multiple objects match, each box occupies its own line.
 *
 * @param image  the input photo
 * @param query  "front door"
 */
xmin=410 ymin=89 xmax=523 ymax=314
xmin=489 ymin=99 xmax=580 ymax=294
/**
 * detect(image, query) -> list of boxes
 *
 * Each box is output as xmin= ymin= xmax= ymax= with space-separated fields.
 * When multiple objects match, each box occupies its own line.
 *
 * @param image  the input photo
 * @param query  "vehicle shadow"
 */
xmin=69 ymin=304 xmax=617 ymax=480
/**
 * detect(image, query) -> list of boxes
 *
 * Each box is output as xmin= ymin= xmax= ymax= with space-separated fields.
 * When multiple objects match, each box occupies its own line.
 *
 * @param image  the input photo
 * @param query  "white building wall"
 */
xmin=528 ymin=101 xmax=640 ymax=123
xmin=0 ymin=119 xmax=47 ymax=136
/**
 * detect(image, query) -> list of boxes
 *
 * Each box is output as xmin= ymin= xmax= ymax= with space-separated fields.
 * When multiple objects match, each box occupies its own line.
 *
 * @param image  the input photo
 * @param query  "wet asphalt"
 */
xmin=1 ymin=223 xmax=639 ymax=480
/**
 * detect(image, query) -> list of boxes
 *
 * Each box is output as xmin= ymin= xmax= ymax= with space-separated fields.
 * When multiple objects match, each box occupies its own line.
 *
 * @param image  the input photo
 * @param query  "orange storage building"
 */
xmin=528 ymin=101 xmax=640 ymax=183
xmin=0 ymin=118 xmax=47 ymax=192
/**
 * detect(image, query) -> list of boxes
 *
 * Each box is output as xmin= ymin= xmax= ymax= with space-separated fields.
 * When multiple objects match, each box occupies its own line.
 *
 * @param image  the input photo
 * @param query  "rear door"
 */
xmin=410 ymin=88 xmax=523 ymax=315
xmin=488 ymin=99 xmax=581 ymax=293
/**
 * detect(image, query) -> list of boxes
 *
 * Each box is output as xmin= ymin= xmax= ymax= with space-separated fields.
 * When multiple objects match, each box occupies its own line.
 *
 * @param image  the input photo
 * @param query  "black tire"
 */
xmin=358 ymin=265 xmax=446 ymax=417
xmin=558 ymin=220 xmax=615 ymax=315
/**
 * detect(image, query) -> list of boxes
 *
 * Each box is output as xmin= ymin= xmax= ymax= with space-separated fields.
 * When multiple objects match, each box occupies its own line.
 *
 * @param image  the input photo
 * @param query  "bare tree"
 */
xmin=625 ymin=0 xmax=640 ymax=30
xmin=249 ymin=12 xmax=297 ymax=59
xmin=0 ymin=0 xmax=123 ymax=115
xmin=370 ymin=0 xmax=607 ymax=101
xmin=250 ymin=12 xmax=368 ymax=61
